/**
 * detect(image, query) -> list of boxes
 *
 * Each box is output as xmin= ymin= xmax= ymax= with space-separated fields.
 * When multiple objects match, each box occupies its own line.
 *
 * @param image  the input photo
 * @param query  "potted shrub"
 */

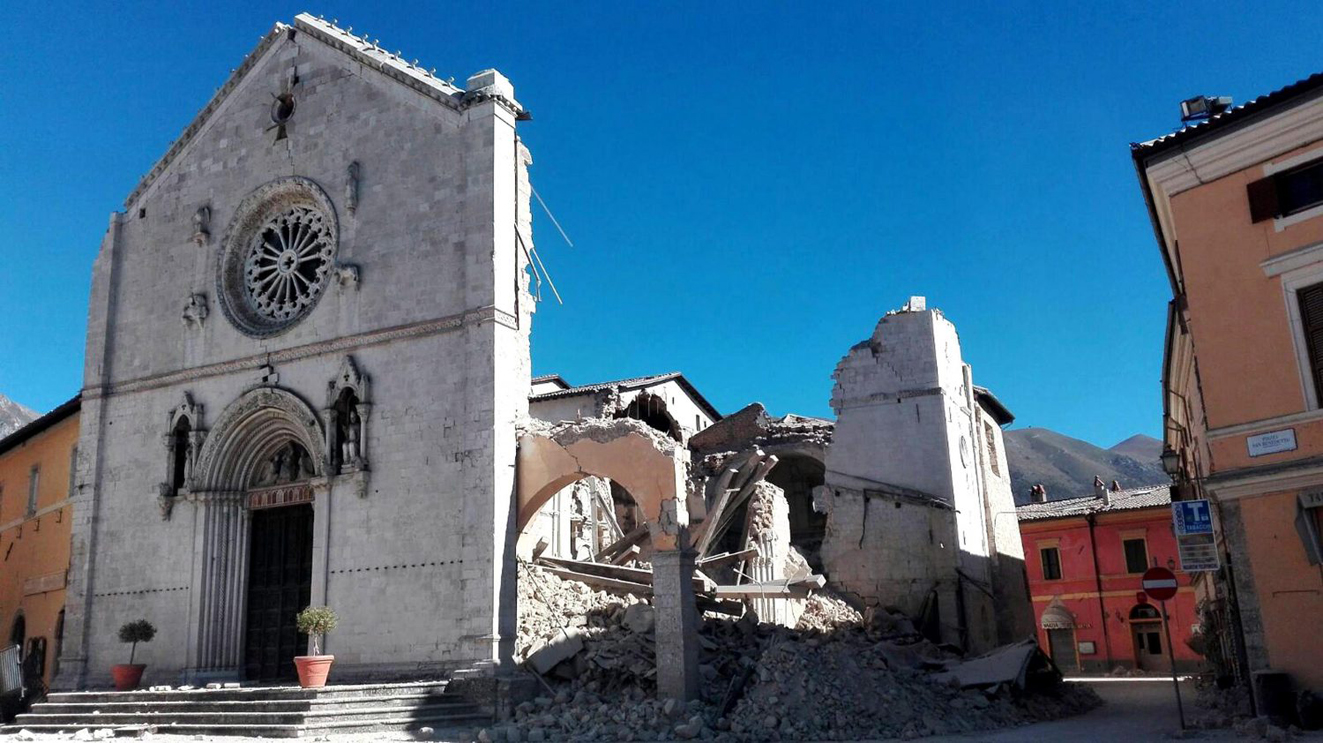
xmin=293 ymin=606 xmax=338 ymax=688
xmin=112 ymin=619 xmax=156 ymax=691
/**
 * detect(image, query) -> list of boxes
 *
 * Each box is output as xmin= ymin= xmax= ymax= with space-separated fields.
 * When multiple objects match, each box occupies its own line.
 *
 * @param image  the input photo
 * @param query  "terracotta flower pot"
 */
xmin=111 ymin=663 xmax=146 ymax=691
xmin=294 ymin=655 xmax=334 ymax=688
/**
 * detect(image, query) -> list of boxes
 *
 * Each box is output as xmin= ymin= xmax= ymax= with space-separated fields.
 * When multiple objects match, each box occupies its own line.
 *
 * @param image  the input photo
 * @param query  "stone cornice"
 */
xmin=83 ymin=305 xmax=517 ymax=400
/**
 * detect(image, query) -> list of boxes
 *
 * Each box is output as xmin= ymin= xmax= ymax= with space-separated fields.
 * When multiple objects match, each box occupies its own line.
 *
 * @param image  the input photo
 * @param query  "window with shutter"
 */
xmin=1123 ymin=538 xmax=1149 ymax=574
xmin=1297 ymin=283 xmax=1323 ymax=401
xmin=1248 ymin=158 xmax=1323 ymax=223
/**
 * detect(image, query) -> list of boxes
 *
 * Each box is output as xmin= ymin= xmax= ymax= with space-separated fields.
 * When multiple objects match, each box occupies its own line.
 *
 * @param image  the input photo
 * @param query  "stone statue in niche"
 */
xmin=192 ymin=205 xmax=211 ymax=246
xmin=332 ymin=390 xmax=363 ymax=470
xmin=325 ymin=355 xmax=370 ymax=474
xmin=341 ymin=408 xmax=361 ymax=465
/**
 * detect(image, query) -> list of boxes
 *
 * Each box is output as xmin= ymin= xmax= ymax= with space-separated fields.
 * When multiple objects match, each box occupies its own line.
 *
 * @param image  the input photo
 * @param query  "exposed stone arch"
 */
xmin=193 ymin=387 xmax=326 ymax=492
xmin=616 ymin=392 xmax=681 ymax=442
xmin=764 ymin=448 xmax=828 ymax=570
xmin=517 ymin=418 xmax=689 ymax=549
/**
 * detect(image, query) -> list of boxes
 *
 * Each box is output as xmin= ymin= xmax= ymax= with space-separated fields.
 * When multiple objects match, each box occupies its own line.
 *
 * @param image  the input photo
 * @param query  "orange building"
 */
xmin=0 ymin=397 xmax=79 ymax=690
xmin=1133 ymin=73 xmax=1323 ymax=710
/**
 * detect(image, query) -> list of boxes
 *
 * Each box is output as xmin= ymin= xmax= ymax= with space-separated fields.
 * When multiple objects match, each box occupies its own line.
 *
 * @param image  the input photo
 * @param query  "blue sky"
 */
xmin=1 ymin=1 xmax=1320 ymax=447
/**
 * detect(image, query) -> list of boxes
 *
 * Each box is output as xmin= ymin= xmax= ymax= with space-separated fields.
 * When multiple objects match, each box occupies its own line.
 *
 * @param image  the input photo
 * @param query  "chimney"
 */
xmin=1095 ymin=476 xmax=1110 ymax=506
xmin=1031 ymin=484 xmax=1048 ymax=504
xmin=1110 ymin=479 xmax=1121 ymax=492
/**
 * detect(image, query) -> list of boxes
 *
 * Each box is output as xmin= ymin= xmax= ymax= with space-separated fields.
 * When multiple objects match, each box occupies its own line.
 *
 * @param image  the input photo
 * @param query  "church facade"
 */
xmin=58 ymin=15 xmax=534 ymax=687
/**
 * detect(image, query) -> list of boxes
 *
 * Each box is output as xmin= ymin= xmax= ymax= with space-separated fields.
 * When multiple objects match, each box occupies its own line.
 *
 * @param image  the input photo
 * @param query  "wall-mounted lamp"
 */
xmin=1160 ymin=446 xmax=1182 ymax=477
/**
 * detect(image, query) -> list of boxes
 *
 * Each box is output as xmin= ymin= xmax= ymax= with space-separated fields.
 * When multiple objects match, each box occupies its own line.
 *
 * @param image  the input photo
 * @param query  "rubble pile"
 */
xmin=792 ymin=591 xmax=861 ymax=633
xmin=500 ymin=564 xmax=1099 ymax=742
xmin=721 ymin=634 xmax=1098 ymax=741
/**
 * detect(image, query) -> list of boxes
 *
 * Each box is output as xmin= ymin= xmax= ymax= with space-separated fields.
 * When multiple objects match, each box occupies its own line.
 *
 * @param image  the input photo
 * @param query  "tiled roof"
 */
xmin=0 ymin=395 xmax=81 ymax=458
xmin=1132 ymin=71 xmax=1323 ymax=158
xmin=1016 ymin=484 xmax=1171 ymax=522
xmin=529 ymin=372 xmax=722 ymax=421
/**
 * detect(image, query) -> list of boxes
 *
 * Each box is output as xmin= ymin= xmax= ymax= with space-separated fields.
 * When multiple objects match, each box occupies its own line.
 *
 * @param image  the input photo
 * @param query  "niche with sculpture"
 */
xmin=158 ymin=394 xmax=205 ymax=520
xmin=325 ymin=356 xmax=370 ymax=477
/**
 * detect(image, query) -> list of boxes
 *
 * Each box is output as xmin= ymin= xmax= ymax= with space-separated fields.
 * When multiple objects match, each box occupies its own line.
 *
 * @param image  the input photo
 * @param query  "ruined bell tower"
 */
xmin=818 ymin=297 xmax=1014 ymax=652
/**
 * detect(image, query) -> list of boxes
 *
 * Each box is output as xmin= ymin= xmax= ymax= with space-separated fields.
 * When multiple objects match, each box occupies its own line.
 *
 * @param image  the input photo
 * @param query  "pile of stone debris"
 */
xmin=494 ymin=562 xmax=1098 ymax=742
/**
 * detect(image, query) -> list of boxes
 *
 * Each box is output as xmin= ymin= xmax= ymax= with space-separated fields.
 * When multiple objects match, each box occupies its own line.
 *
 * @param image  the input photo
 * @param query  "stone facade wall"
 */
xmin=60 ymin=20 xmax=532 ymax=688
xmin=973 ymin=403 xmax=1034 ymax=643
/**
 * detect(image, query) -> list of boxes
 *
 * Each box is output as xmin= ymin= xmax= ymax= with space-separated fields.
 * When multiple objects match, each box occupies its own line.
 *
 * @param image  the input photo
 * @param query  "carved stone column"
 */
xmin=162 ymin=433 xmax=177 ymax=491
xmin=354 ymin=402 xmax=371 ymax=468
xmin=323 ymin=407 xmax=339 ymax=473
xmin=188 ymin=491 xmax=248 ymax=682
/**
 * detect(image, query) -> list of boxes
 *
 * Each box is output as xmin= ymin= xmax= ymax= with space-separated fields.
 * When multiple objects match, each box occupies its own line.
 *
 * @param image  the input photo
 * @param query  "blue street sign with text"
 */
xmin=1172 ymin=499 xmax=1214 ymax=536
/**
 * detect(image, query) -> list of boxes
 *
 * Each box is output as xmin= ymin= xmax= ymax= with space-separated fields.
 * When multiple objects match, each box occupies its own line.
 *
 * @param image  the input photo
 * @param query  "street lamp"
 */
xmin=1161 ymin=446 xmax=1182 ymax=478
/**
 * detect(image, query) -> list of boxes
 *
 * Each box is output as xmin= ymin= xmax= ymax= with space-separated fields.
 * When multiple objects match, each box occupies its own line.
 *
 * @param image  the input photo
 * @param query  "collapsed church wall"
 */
xmin=61 ymin=15 xmax=533 ymax=688
xmin=688 ymin=299 xmax=1033 ymax=654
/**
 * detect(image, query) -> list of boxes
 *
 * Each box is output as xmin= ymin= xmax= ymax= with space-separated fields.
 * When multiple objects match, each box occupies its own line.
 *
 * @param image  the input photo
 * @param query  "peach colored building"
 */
xmin=1133 ymin=73 xmax=1323 ymax=708
xmin=0 ymin=397 xmax=80 ymax=690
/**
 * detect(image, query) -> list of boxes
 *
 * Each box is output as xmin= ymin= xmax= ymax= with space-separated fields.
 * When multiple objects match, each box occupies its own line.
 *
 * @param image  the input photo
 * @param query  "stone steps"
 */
xmin=5 ymin=680 xmax=490 ymax=737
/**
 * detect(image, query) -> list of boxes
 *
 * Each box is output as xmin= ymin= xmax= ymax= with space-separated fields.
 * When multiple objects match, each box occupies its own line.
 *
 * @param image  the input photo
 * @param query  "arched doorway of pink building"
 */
xmin=1040 ymin=601 xmax=1078 ymax=673
xmin=1129 ymin=604 xmax=1165 ymax=672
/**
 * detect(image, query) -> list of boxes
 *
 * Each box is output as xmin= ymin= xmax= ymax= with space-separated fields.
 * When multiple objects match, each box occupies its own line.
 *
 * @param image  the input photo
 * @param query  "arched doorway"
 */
xmin=765 ymin=453 xmax=827 ymax=571
xmin=1129 ymin=603 xmax=1165 ymax=672
xmin=188 ymin=387 xmax=326 ymax=681
xmin=244 ymin=441 xmax=316 ymax=681
xmin=1040 ymin=601 xmax=1078 ymax=672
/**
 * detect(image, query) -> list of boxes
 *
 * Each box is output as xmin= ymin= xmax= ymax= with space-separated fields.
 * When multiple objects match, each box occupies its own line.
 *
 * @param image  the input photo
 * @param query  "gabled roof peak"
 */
xmin=123 ymin=13 xmax=525 ymax=211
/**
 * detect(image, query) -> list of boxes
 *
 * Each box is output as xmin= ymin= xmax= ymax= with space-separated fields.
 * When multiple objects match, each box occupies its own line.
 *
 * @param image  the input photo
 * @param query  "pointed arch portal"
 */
xmin=184 ymin=387 xmax=327 ymax=681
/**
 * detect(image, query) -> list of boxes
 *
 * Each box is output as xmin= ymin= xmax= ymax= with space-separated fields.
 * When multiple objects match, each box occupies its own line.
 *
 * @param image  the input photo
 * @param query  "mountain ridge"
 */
xmin=1005 ymin=427 xmax=1167 ymax=505
xmin=0 ymin=393 xmax=40 ymax=440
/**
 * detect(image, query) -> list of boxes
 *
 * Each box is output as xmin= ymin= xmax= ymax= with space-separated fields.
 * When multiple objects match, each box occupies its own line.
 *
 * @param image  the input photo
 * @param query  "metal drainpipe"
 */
xmin=1086 ymin=513 xmax=1115 ymax=670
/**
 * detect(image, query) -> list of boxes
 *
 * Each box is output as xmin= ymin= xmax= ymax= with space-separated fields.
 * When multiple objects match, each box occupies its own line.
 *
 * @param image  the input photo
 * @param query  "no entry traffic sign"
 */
xmin=1142 ymin=566 xmax=1179 ymax=601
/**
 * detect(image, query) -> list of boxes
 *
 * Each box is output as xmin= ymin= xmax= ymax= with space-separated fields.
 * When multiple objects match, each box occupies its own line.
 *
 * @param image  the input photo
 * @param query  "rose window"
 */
xmin=243 ymin=207 xmax=333 ymax=321
xmin=216 ymin=177 xmax=339 ymax=337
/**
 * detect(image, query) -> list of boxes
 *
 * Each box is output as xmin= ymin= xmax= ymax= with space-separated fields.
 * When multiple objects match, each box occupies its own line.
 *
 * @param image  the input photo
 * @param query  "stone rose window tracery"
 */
xmin=244 ymin=206 xmax=334 ymax=322
xmin=217 ymin=177 xmax=339 ymax=337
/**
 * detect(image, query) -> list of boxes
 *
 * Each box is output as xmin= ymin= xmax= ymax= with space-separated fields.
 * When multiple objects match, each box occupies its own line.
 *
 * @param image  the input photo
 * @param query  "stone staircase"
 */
xmin=5 ymin=680 xmax=490 ymax=738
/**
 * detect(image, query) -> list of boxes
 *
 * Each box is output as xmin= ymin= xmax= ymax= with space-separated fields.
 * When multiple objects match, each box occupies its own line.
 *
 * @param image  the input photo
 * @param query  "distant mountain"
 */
xmin=1004 ymin=427 xmax=1167 ymax=505
xmin=1109 ymin=433 xmax=1163 ymax=463
xmin=0 ymin=393 xmax=39 ymax=439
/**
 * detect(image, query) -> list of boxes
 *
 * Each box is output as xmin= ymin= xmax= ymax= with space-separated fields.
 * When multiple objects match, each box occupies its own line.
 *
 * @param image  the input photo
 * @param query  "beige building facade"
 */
xmin=1134 ymin=72 xmax=1323 ymax=702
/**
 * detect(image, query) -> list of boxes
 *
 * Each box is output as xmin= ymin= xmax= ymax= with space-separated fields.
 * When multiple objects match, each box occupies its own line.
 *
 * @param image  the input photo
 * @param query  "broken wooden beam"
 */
xmin=712 ymin=574 xmax=826 ymax=599
xmin=594 ymin=524 xmax=648 ymax=563
xmin=538 ymin=565 xmax=654 ymax=597
xmin=537 ymin=556 xmax=709 ymax=593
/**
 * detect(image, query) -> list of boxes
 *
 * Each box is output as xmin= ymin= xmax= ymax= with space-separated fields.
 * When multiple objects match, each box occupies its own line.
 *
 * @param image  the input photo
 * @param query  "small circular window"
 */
xmin=217 ymin=177 xmax=338 ymax=337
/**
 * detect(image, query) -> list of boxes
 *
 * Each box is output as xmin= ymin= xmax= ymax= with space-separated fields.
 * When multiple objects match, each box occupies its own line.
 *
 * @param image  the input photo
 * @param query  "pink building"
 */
xmin=1017 ymin=485 xmax=1201 ymax=674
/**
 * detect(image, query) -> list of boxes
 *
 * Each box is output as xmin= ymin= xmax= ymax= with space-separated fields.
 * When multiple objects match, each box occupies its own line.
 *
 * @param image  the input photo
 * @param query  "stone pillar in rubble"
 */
xmin=652 ymin=548 xmax=701 ymax=700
